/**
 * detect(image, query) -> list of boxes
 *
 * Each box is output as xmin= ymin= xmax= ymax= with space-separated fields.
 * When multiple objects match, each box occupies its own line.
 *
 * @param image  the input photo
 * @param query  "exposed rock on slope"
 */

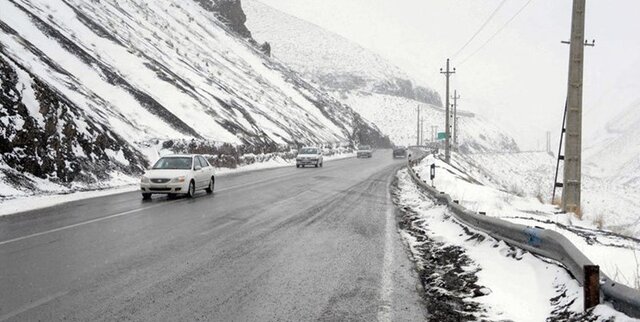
xmin=0 ymin=54 xmax=147 ymax=190
xmin=0 ymin=0 xmax=389 ymax=196
xmin=244 ymin=0 xmax=442 ymax=107
xmin=195 ymin=0 xmax=252 ymax=38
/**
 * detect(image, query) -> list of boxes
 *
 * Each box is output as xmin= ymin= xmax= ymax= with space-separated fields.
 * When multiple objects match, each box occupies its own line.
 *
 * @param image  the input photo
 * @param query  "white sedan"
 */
xmin=296 ymin=147 xmax=324 ymax=168
xmin=140 ymin=154 xmax=215 ymax=200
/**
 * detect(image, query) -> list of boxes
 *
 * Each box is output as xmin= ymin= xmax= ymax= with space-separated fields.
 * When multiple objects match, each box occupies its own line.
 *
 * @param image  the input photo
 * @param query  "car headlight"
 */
xmin=140 ymin=176 xmax=150 ymax=183
xmin=171 ymin=176 xmax=186 ymax=183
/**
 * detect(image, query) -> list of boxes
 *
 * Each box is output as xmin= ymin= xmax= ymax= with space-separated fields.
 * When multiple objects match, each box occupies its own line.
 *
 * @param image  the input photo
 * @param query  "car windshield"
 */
xmin=358 ymin=145 xmax=371 ymax=150
xmin=300 ymin=148 xmax=317 ymax=154
xmin=152 ymin=157 xmax=193 ymax=170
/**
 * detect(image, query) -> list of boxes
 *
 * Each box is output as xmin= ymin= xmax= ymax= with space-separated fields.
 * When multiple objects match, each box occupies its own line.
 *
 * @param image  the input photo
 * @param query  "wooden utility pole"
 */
xmin=440 ymin=59 xmax=455 ymax=163
xmin=562 ymin=0 xmax=591 ymax=213
xmin=451 ymin=90 xmax=461 ymax=147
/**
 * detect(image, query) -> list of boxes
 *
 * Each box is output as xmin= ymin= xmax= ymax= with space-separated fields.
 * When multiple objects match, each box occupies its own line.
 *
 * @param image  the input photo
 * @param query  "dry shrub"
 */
xmin=507 ymin=183 xmax=525 ymax=197
xmin=535 ymin=191 xmax=545 ymax=203
xmin=592 ymin=214 xmax=605 ymax=229
xmin=572 ymin=206 xmax=583 ymax=220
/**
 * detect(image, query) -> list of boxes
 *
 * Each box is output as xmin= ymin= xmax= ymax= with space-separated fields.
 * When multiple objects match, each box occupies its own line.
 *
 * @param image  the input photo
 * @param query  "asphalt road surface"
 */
xmin=0 ymin=151 xmax=426 ymax=321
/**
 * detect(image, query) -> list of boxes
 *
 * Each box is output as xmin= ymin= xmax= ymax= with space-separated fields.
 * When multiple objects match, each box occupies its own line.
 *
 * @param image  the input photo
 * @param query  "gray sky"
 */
xmin=256 ymin=0 xmax=640 ymax=150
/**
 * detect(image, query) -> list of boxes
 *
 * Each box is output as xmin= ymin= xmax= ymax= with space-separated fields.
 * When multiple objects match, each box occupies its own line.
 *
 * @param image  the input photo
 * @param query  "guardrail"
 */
xmin=406 ymin=154 xmax=640 ymax=318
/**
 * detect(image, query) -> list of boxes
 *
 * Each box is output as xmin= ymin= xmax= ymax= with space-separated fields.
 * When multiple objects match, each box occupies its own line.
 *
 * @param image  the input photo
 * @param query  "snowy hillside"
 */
xmin=413 ymin=153 xmax=640 ymax=293
xmin=243 ymin=1 xmax=518 ymax=153
xmin=243 ymin=0 xmax=441 ymax=106
xmin=584 ymin=99 xmax=640 ymax=188
xmin=340 ymin=92 xmax=519 ymax=152
xmin=0 ymin=0 xmax=389 ymax=197
xmin=448 ymin=150 xmax=640 ymax=238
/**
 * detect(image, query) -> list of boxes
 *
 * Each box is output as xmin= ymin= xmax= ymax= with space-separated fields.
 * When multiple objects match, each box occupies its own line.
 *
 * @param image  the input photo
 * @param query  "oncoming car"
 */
xmin=140 ymin=154 xmax=215 ymax=200
xmin=296 ymin=147 xmax=323 ymax=168
xmin=356 ymin=145 xmax=373 ymax=158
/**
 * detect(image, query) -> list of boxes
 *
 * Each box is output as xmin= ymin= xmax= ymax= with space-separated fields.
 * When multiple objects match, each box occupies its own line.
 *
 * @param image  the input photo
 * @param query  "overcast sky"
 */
xmin=256 ymin=0 xmax=640 ymax=150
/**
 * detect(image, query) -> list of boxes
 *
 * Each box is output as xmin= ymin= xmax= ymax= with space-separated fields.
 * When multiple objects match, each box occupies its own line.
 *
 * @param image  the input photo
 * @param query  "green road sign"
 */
xmin=437 ymin=132 xmax=447 ymax=140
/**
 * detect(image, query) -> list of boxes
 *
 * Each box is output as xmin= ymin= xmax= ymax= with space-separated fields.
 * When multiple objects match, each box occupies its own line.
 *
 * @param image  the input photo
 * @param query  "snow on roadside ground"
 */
xmin=393 ymin=169 xmax=634 ymax=321
xmin=0 ymin=152 xmax=355 ymax=216
xmin=462 ymin=151 xmax=640 ymax=238
xmin=414 ymin=153 xmax=640 ymax=292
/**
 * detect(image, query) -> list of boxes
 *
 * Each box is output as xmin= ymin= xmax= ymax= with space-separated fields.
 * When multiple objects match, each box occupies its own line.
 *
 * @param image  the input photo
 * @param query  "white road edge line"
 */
xmin=0 ymin=290 xmax=68 ymax=321
xmin=0 ymin=168 xmax=301 ymax=247
xmin=378 ymin=173 xmax=395 ymax=322
xmin=0 ymin=202 xmax=172 ymax=247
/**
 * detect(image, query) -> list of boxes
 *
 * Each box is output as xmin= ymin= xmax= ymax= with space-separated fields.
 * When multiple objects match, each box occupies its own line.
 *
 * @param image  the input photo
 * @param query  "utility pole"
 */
xmin=561 ymin=0 xmax=592 ymax=214
xmin=420 ymin=118 xmax=425 ymax=145
xmin=416 ymin=105 xmax=420 ymax=146
xmin=431 ymin=126 xmax=438 ymax=143
xmin=546 ymin=131 xmax=551 ymax=153
xmin=451 ymin=90 xmax=461 ymax=148
xmin=440 ymin=59 xmax=455 ymax=163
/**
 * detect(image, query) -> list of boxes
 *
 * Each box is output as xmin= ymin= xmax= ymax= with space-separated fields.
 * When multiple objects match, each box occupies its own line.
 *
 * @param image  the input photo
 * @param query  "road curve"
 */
xmin=0 ymin=151 xmax=425 ymax=321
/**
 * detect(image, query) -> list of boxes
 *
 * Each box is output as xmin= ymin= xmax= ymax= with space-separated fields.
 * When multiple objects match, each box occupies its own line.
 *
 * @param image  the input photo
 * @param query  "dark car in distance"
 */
xmin=392 ymin=147 xmax=407 ymax=158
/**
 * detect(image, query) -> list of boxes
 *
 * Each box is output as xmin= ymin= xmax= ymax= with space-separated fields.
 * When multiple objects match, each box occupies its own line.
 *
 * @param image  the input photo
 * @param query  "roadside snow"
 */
xmin=0 ymin=185 xmax=139 ymax=216
xmin=414 ymin=153 xmax=640 ymax=291
xmin=395 ymin=168 xmax=638 ymax=321
xmin=0 ymin=153 xmax=354 ymax=217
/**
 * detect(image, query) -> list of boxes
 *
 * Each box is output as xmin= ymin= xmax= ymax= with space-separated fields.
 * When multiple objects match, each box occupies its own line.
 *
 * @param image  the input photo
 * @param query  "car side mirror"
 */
xmin=195 ymin=165 xmax=202 ymax=171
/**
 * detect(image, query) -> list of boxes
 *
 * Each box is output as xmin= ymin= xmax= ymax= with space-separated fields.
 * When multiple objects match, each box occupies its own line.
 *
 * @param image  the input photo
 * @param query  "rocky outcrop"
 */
xmin=194 ymin=0 xmax=252 ymax=38
xmin=0 ymin=54 xmax=147 ymax=188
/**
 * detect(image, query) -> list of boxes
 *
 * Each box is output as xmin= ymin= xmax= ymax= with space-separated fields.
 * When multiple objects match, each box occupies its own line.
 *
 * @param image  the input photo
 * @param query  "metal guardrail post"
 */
xmin=584 ymin=265 xmax=600 ymax=310
xmin=404 ymin=149 xmax=640 ymax=318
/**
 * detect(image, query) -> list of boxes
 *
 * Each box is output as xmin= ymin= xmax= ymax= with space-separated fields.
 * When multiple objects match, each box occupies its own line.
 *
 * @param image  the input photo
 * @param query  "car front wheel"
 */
xmin=187 ymin=180 xmax=196 ymax=198
xmin=206 ymin=177 xmax=214 ymax=194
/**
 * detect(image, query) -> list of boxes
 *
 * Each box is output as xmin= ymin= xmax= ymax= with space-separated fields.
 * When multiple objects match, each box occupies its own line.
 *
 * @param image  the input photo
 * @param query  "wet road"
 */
xmin=0 ymin=151 xmax=425 ymax=321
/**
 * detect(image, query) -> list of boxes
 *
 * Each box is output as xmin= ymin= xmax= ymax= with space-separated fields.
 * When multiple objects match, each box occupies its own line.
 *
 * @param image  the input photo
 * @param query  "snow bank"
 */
xmin=415 ymin=153 xmax=640 ymax=291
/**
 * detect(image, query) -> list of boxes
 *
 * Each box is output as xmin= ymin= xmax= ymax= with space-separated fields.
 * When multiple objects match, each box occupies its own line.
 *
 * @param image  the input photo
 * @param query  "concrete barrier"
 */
xmin=405 ymin=154 xmax=640 ymax=318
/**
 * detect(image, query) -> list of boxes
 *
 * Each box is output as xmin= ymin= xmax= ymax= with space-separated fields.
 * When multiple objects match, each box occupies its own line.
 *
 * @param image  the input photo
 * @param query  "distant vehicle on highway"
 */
xmin=140 ymin=154 xmax=215 ymax=200
xmin=356 ymin=145 xmax=373 ymax=158
xmin=296 ymin=147 xmax=324 ymax=168
xmin=393 ymin=146 xmax=407 ymax=158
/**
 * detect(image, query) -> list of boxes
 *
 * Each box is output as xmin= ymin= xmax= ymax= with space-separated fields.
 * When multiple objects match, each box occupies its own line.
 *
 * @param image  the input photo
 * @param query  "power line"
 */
xmin=458 ymin=0 xmax=535 ymax=66
xmin=451 ymin=0 xmax=508 ymax=59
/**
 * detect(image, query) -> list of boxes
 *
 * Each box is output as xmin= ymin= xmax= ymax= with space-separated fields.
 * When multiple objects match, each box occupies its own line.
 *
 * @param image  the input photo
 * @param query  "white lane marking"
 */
xmin=0 ymin=202 xmax=173 ymax=247
xmin=0 ymin=290 xmax=68 ymax=321
xmin=215 ymin=170 xmax=301 ymax=193
xmin=0 ymin=157 xmax=358 ymax=247
xmin=198 ymin=220 xmax=236 ymax=236
xmin=378 ymin=175 xmax=395 ymax=322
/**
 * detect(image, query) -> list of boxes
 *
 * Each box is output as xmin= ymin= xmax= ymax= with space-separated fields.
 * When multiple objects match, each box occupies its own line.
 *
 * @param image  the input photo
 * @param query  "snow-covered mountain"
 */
xmin=0 ymin=0 xmax=390 ymax=196
xmin=244 ymin=0 xmax=518 ymax=153
xmin=340 ymin=92 xmax=518 ymax=152
xmin=243 ymin=0 xmax=441 ymax=107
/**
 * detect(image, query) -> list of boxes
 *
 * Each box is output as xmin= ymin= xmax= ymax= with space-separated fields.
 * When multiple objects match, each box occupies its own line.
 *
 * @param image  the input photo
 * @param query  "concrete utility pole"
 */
xmin=451 ymin=90 xmax=461 ymax=148
xmin=416 ymin=105 xmax=420 ymax=146
xmin=562 ymin=0 xmax=589 ymax=213
xmin=420 ymin=118 xmax=425 ymax=145
xmin=546 ymin=131 xmax=551 ymax=153
xmin=440 ymin=59 xmax=455 ymax=163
